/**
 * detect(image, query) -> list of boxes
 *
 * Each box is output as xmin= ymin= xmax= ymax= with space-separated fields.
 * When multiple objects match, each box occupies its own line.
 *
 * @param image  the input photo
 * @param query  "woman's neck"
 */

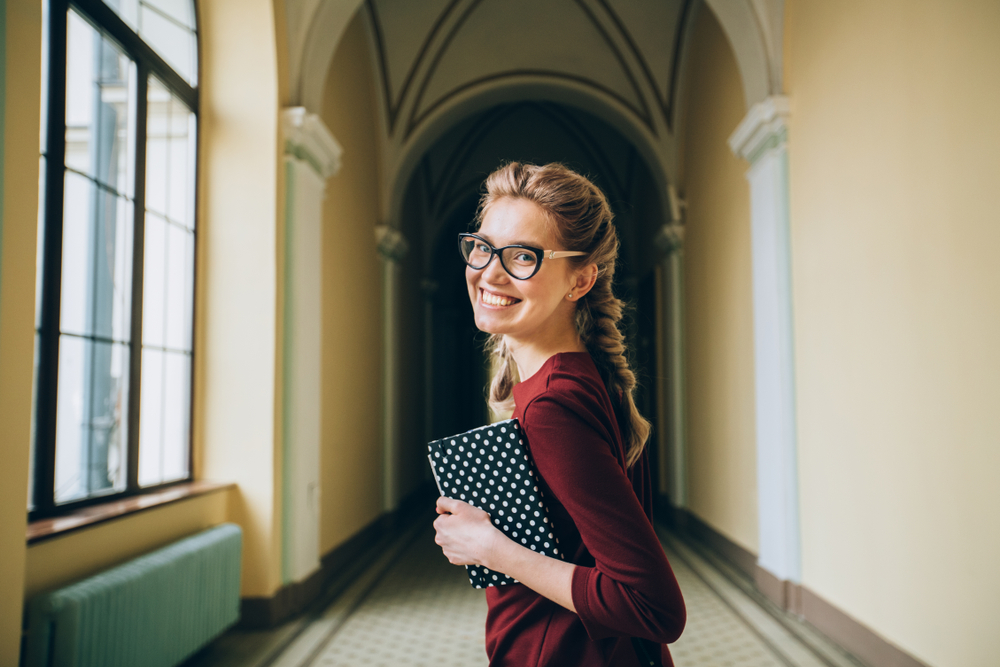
xmin=506 ymin=328 xmax=587 ymax=383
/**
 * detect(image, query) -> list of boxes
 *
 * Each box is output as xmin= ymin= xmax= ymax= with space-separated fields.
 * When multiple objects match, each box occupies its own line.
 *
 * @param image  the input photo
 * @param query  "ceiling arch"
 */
xmin=287 ymin=0 xmax=785 ymax=231
xmin=401 ymin=100 xmax=667 ymax=281
xmin=290 ymin=0 xmax=783 ymax=118
xmin=404 ymin=0 xmax=653 ymax=138
xmin=384 ymin=76 xmax=670 ymax=236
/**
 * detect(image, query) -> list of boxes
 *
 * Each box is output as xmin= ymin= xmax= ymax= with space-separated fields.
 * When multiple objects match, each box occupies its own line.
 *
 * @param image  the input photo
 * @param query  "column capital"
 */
xmin=281 ymin=107 xmax=343 ymax=178
xmin=728 ymin=95 xmax=790 ymax=164
xmin=654 ymin=222 xmax=686 ymax=256
xmin=375 ymin=225 xmax=409 ymax=262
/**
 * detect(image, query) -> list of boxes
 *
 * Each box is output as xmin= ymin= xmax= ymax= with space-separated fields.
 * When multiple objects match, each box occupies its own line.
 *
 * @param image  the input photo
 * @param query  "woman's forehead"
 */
xmin=480 ymin=198 xmax=556 ymax=247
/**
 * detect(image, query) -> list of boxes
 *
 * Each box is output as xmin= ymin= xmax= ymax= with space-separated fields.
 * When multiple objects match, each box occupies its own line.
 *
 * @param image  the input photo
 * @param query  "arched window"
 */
xmin=31 ymin=0 xmax=198 ymax=516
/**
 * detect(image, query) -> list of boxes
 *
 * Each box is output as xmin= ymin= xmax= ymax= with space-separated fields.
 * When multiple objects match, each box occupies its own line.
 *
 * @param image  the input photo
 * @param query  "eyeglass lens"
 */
xmin=459 ymin=237 xmax=538 ymax=279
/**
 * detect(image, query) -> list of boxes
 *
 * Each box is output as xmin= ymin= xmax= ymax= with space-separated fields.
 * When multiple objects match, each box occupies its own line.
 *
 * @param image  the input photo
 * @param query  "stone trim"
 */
xmin=281 ymin=107 xmax=343 ymax=178
xmin=728 ymin=95 xmax=790 ymax=164
xmin=374 ymin=224 xmax=409 ymax=262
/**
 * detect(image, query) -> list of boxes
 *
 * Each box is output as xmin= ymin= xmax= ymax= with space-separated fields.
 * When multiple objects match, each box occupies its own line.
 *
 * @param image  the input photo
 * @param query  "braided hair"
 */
xmin=478 ymin=162 xmax=651 ymax=467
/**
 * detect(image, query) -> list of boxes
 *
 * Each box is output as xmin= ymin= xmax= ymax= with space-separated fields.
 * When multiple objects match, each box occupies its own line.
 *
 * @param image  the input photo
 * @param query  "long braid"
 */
xmin=479 ymin=162 xmax=651 ymax=467
xmin=580 ymin=273 xmax=651 ymax=467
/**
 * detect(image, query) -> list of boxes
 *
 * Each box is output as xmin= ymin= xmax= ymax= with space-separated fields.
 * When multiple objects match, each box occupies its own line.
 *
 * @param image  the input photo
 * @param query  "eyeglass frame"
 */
xmin=458 ymin=233 xmax=587 ymax=280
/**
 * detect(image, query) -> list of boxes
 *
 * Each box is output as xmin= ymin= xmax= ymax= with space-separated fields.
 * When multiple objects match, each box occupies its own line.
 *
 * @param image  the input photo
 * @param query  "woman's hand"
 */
xmin=433 ymin=496 xmax=505 ymax=567
xmin=433 ymin=495 xmax=578 ymax=612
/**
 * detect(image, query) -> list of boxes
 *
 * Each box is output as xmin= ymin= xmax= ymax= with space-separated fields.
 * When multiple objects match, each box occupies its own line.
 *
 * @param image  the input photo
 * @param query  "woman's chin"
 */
xmin=473 ymin=311 xmax=512 ymax=336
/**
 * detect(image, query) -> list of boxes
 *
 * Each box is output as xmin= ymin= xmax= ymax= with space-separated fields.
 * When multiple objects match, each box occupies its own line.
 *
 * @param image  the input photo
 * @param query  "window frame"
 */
xmin=32 ymin=0 xmax=200 ymax=520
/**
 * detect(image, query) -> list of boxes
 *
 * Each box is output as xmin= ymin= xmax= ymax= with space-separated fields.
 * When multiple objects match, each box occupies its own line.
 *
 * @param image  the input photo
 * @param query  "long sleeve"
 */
xmin=522 ymin=381 xmax=686 ymax=644
xmin=486 ymin=351 xmax=685 ymax=666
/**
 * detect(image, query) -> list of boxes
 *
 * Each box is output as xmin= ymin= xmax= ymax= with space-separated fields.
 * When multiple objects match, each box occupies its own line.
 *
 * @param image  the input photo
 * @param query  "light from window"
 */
xmin=139 ymin=76 xmax=195 ymax=487
xmin=103 ymin=0 xmax=198 ymax=84
xmin=53 ymin=10 xmax=137 ymax=503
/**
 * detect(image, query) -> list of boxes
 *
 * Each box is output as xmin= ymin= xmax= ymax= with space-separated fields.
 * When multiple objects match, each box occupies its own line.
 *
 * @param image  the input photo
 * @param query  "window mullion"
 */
xmin=32 ymin=0 xmax=71 ymax=517
xmin=126 ymin=65 xmax=149 ymax=492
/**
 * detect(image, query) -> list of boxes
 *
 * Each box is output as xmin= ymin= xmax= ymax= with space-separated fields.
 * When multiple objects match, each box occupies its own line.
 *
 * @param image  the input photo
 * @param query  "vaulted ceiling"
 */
xmin=364 ymin=0 xmax=692 ymax=141
xmin=283 ymin=0 xmax=783 ymax=230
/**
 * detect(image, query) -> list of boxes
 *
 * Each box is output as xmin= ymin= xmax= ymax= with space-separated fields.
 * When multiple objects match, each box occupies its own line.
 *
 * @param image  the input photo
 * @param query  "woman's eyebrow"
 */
xmin=478 ymin=233 xmax=539 ymax=247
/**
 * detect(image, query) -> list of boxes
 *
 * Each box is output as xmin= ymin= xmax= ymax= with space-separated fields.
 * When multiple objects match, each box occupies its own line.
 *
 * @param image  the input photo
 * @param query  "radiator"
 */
xmin=26 ymin=523 xmax=242 ymax=667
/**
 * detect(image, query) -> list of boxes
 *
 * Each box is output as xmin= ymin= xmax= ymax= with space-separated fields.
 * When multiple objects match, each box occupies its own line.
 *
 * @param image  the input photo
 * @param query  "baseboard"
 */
xmin=657 ymin=496 xmax=929 ymax=667
xmin=239 ymin=482 xmax=436 ymax=629
xmin=753 ymin=563 xmax=803 ymax=615
xmin=801 ymin=587 xmax=930 ymax=667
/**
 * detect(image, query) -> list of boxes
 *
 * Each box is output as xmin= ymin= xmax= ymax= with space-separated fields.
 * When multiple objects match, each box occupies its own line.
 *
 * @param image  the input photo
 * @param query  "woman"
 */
xmin=433 ymin=162 xmax=686 ymax=666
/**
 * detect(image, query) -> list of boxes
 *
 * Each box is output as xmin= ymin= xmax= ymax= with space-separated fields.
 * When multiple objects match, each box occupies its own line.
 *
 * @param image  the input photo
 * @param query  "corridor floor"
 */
xmin=186 ymin=519 xmax=866 ymax=667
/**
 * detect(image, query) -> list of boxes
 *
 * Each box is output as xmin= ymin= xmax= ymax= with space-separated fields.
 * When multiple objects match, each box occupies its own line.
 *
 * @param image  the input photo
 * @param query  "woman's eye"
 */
xmin=475 ymin=243 xmax=492 ymax=253
xmin=513 ymin=252 xmax=534 ymax=264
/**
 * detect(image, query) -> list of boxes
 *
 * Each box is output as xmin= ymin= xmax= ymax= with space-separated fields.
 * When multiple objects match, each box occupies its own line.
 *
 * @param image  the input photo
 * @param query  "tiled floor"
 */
xmin=186 ymin=519 xmax=866 ymax=667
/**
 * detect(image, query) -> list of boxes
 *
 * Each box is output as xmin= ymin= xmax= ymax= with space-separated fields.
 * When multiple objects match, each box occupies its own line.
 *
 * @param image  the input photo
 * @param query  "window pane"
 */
xmin=142 ymin=212 xmax=167 ymax=347
xmin=60 ymin=171 xmax=134 ymax=342
xmin=144 ymin=0 xmax=195 ymax=30
xmin=138 ymin=348 xmax=163 ymax=485
xmin=139 ymin=5 xmax=197 ymax=84
xmin=65 ymin=9 xmax=137 ymax=196
xmin=145 ymin=77 xmax=169 ymax=217
xmin=167 ymin=99 xmax=196 ymax=228
xmin=139 ymin=349 xmax=190 ymax=486
xmin=162 ymin=351 xmax=191 ymax=481
xmin=165 ymin=222 xmax=194 ymax=351
xmin=104 ymin=0 xmax=140 ymax=30
xmin=54 ymin=336 xmax=129 ymax=503
xmin=147 ymin=78 xmax=196 ymax=228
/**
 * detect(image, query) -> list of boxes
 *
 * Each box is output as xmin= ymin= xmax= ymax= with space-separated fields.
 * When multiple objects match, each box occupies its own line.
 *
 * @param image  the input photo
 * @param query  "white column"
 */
xmin=728 ymin=96 xmax=801 ymax=584
xmin=280 ymin=107 xmax=342 ymax=584
xmin=375 ymin=225 xmax=409 ymax=512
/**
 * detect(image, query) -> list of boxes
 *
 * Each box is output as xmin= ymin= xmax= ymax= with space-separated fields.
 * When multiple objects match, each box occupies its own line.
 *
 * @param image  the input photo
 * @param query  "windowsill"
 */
xmin=26 ymin=480 xmax=235 ymax=545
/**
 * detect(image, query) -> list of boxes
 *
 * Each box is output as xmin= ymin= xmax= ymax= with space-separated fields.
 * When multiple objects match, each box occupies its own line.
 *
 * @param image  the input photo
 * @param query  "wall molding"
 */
xmin=728 ymin=94 xmax=790 ymax=163
xmin=374 ymin=224 xmax=409 ymax=262
xmin=282 ymin=107 xmax=344 ymax=178
xmin=659 ymin=498 xmax=931 ymax=667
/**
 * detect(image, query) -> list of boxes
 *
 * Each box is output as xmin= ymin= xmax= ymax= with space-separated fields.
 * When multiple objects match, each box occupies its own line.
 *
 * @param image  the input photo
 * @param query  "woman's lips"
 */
xmin=480 ymin=288 xmax=521 ymax=308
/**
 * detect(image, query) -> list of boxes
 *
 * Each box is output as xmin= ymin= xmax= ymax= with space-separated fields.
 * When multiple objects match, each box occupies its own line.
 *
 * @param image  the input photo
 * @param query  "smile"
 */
xmin=480 ymin=289 xmax=521 ymax=308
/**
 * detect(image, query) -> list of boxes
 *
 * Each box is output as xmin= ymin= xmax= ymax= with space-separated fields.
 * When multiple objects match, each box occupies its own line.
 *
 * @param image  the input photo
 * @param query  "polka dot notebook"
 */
xmin=427 ymin=418 xmax=564 ymax=588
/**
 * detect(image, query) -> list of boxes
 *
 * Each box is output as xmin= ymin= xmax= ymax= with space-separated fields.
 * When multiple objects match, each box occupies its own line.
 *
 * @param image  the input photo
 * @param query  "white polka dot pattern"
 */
xmin=427 ymin=419 xmax=563 ymax=588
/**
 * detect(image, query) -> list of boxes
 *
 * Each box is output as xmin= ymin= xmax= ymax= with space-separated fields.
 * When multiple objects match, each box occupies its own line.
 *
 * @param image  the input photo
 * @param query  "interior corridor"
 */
xmin=5 ymin=2 xmax=999 ymax=666
xmin=184 ymin=518 xmax=865 ymax=667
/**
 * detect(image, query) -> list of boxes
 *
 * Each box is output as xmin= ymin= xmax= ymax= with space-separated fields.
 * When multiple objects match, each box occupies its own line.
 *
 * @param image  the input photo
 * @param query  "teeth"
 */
xmin=483 ymin=291 xmax=517 ymax=307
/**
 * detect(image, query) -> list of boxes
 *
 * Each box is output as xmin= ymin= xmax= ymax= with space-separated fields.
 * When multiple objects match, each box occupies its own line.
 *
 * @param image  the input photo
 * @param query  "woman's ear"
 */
xmin=570 ymin=263 xmax=599 ymax=299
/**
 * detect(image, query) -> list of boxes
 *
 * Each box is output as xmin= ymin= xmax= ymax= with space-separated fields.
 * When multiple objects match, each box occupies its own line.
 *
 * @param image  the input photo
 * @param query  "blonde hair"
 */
xmin=478 ymin=162 xmax=651 ymax=468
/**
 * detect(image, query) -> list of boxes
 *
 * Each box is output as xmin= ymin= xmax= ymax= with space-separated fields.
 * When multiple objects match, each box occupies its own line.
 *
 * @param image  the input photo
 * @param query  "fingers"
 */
xmin=436 ymin=495 xmax=460 ymax=514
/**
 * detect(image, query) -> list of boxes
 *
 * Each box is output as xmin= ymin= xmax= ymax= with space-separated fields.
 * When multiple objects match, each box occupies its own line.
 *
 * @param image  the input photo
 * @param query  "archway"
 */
xmin=397 ymin=100 xmax=669 ymax=492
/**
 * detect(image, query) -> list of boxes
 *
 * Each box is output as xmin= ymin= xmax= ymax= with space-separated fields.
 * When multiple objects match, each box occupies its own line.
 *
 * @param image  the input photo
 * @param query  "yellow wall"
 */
xmin=679 ymin=7 xmax=759 ymax=555
xmin=0 ymin=0 xmax=41 ymax=662
xmin=196 ymin=0 xmax=284 ymax=598
xmin=318 ymin=12 xmax=386 ymax=555
xmin=24 ymin=489 xmax=230 ymax=598
xmin=786 ymin=1 xmax=1000 ymax=665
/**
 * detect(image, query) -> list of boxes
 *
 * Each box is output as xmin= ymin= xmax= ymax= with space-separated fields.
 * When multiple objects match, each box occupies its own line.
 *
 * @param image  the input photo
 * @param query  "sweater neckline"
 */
xmin=513 ymin=351 xmax=591 ymax=404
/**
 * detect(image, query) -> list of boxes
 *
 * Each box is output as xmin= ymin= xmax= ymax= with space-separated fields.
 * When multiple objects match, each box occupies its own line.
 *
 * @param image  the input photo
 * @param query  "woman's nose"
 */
xmin=482 ymin=253 xmax=510 ymax=282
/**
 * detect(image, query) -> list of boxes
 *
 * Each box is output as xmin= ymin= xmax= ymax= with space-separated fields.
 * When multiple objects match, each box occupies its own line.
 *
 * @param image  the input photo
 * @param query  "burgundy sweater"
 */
xmin=485 ymin=352 xmax=686 ymax=666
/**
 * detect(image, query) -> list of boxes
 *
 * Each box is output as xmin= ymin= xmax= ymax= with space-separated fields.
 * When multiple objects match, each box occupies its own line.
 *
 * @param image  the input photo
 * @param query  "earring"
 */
xmin=567 ymin=293 xmax=573 ymax=299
